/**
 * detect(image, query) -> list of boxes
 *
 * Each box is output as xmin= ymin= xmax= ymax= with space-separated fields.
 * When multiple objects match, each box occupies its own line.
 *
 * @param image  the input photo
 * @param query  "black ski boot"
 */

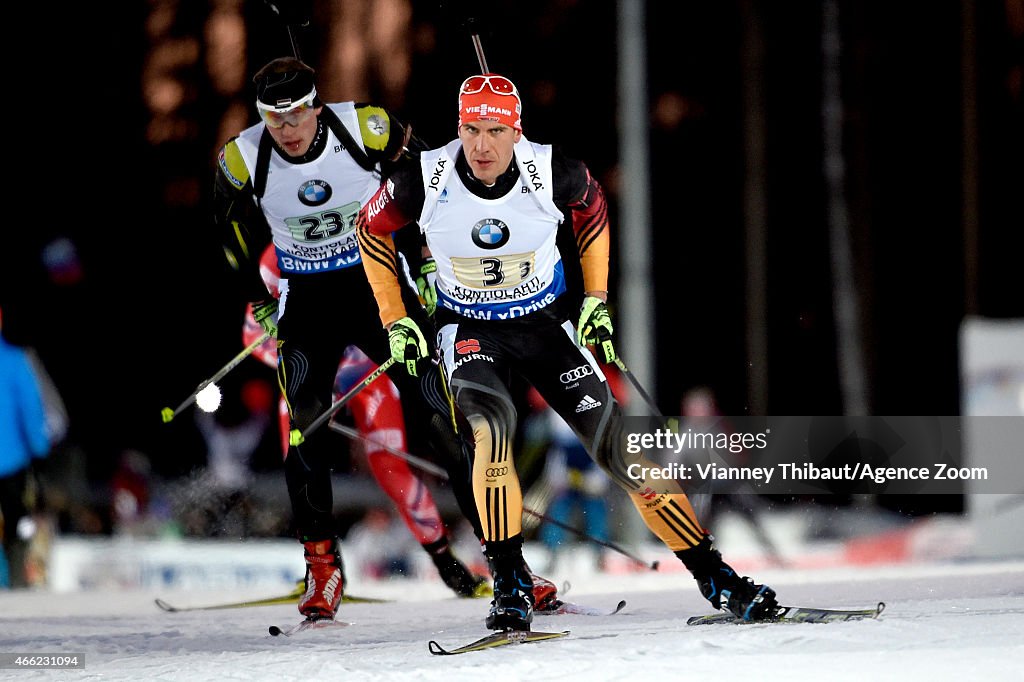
xmin=484 ymin=536 xmax=535 ymax=631
xmin=677 ymin=536 xmax=779 ymax=622
xmin=424 ymin=538 xmax=491 ymax=598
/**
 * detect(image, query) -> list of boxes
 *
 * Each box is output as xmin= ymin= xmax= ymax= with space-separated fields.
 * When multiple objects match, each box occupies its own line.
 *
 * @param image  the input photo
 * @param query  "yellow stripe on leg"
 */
xmin=470 ymin=415 xmax=522 ymax=542
xmin=629 ymin=492 xmax=707 ymax=552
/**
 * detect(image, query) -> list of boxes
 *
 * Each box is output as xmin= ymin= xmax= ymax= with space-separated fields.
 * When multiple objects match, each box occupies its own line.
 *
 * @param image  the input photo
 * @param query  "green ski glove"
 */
xmin=416 ymin=260 xmax=438 ymax=316
xmin=388 ymin=316 xmax=429 ymax=376
xmin=251 ymin=299 xmax=279 ymax=338
xmin=577 ymin=295 xmax=617 ymax=364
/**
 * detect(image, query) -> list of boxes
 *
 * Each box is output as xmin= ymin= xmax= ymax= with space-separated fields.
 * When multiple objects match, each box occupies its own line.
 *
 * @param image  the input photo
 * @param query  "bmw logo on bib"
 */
xmin=472 ymin=219 xmax=510 ymax=249
xmin=298 ymin=179 xmax=333 ymax=206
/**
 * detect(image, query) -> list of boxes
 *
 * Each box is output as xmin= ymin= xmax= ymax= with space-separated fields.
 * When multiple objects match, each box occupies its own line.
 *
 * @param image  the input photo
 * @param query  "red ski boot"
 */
xmin=298 ymin=538 xmax=344 ymax=619
xmin=530 ymin=572 xmax=562 ymax=613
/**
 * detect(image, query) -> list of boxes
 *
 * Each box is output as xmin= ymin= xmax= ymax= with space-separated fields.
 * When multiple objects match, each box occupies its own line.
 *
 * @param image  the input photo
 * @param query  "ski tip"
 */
xmin=876 ymin=601 xmax=886 ymax=617
xmin=342 ymin=594 xmax=390 ymax=604
xmin=613 ymin=600 xmax=627 ymax=614
xmin=154 ymin=599 xmax=176 ymax=612
xmin=269 ymin=619 xmax=351 ymax=637
xmin=428 ymin=629 xmax=571 ymax=655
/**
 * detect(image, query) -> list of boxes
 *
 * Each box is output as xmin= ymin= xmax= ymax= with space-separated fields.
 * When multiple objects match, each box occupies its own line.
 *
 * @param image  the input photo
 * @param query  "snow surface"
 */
xmin=1 ymin=560 xmax=1022 ymax=681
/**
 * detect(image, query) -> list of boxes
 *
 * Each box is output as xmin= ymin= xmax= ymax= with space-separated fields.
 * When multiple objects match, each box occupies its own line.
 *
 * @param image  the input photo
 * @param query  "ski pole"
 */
xmin=614 ymin=357 xmax=664 ymax=418
xmin=597 ymin=331 xmax=712 ymax=519
xmin=328 ymin=421 xmax=449 ymax=478
xmin=596 ymin=328 xmax=663 ymax=418
xmin=161 ymin=332 xmax=271 ymax=423
xmin=522 ymin=508 xmax=660 ymax=571
xmin=325 ymin=420 xmax=659 ymax=570
xmin=289 ymin=357 xmax=396 ymax=446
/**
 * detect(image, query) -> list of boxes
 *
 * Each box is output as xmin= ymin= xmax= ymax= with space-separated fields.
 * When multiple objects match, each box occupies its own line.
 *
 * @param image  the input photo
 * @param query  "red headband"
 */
xmin=458 ymin=73 xmax=522 ymax=131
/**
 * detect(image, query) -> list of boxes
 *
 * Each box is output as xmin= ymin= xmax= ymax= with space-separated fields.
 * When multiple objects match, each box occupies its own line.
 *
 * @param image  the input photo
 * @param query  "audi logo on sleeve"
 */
xmin=560 ymin=365 xmax=594 ymax=384
xmin=485 ymin=467 xmax=509 ymax=477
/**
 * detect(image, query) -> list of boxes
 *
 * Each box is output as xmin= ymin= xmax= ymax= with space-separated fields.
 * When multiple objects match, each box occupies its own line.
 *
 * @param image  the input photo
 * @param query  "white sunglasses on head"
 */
xmin=256 ymin=89 xmax=317 ymax=129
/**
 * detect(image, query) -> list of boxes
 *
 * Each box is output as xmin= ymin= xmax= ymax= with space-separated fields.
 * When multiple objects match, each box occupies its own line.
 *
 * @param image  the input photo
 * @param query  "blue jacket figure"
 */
xmin=0 ymin=307 xmax=52 ymax=588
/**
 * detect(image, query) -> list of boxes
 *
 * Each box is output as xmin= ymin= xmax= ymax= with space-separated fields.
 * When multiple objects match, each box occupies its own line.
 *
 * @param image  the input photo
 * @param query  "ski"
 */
xmin=155 ymin=582 xmax=388 ymax=612
xmin=687 ymin=601 xmax=886 ymax=625
xmin=269 ymin=617 xmax=351 ymax=637
xmin=538 ymin=599 xmax=627 ymax=616
xmin=428 ymin=629 xmax=570 ymax=655
xmin=542 ymin=582 xmax=627 ymax=615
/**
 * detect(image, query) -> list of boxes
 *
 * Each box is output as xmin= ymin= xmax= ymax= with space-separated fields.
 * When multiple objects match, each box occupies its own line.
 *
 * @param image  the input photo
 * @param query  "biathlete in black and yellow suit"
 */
xmin=358 ymin=71 xmax=781 ymax=631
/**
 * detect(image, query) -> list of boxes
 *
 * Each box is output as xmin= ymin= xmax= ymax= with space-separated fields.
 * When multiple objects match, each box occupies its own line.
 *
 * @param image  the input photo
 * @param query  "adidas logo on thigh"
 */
xmin=575 ymin=395 xmax=602 ymax=413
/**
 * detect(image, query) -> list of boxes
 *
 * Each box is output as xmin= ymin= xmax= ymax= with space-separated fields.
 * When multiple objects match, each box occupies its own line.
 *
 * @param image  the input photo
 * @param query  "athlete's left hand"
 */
xmin=251 ymin=298 xmax=279 ymax=338
xmin=577 ymin=295 xmax=617 ymax=364
xmin=416 ymin=259 xmax=438 ymax=316
xmin=388 ymin=316 xmax=430 ymax=376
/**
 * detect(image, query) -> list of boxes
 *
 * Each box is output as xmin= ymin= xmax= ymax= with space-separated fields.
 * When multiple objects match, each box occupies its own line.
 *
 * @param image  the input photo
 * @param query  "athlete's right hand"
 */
xmin=251 ymin=298 xmax=279 ymax=338
xmin=388 ymin=316 xmax=429 ymax=376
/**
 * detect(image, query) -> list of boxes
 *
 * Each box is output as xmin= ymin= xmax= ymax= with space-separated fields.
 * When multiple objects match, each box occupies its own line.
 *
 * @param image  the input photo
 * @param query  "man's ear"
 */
xmin=514 ymin=130 xmax=522 ymax=143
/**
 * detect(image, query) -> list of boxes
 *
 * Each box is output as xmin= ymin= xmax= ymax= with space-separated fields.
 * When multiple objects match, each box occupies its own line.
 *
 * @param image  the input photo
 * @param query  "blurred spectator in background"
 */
xmin=110 ymin=449 xmax=154 ymax=535
xmin=344 ymin=507 xmax=420 ymax=580
xmin=109 ymin=448 xmax=183 ymax=539
xmin=0 ymin=306 xmax=54 ymax=588
xmin=196 ymin=378 xmax=274 ymax=495
xmin=188 ymin=378 xmax=274 ymax=537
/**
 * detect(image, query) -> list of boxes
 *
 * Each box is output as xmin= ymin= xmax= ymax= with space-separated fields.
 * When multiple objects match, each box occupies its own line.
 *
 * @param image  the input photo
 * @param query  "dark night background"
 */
xmin=3 ymin=1 xmax=1021 ymax=525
